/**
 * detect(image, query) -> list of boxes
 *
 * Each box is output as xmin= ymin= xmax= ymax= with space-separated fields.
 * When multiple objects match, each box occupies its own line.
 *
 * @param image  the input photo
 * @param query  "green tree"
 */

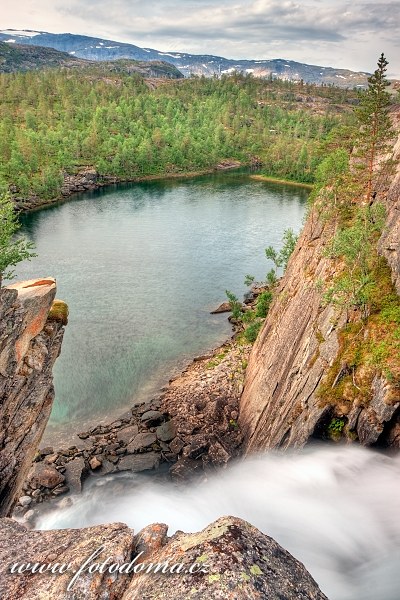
xmin=265 ymin=228 xmax=298 ymax=272
xmin=0 ymin=193 xmax=36 ymax=288
xmin=323 ymin=204 xmax=386 ymax=318
xmin=355 ymin=53 xmax=393 ymax=202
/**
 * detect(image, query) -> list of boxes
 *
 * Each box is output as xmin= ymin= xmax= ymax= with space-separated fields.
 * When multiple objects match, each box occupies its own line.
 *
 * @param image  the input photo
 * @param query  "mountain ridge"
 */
xmin=0 ymin=28 xmax=370 ymax=87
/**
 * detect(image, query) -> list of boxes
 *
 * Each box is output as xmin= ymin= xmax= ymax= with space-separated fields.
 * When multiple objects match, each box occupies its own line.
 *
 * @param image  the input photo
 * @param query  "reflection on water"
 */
xmin=16 ymin=173 xmax=307 ymax=440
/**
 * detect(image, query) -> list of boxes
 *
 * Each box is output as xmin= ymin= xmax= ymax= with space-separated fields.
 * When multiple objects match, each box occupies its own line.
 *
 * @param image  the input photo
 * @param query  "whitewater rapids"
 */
xmin=36 ymin=445 xmax=400 ymax=600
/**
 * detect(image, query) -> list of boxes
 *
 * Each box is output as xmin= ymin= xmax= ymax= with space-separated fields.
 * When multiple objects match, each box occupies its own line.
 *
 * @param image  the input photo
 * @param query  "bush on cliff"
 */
xmin=0 ymin=192 xmax=36 ymax=288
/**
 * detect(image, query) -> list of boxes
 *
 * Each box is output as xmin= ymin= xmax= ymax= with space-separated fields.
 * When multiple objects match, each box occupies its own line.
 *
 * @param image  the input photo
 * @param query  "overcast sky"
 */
xmin=2 ymin=0 xmax=400 ymax=77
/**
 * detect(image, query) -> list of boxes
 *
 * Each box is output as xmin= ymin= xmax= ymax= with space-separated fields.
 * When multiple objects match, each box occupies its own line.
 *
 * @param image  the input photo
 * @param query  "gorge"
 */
xmin=0 ymin=57 xmax=399 ymax=600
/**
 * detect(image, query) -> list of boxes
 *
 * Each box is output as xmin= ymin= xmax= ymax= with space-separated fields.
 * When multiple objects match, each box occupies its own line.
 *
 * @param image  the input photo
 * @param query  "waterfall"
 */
xmin=37 ymin=445 xmax=400 ymax=600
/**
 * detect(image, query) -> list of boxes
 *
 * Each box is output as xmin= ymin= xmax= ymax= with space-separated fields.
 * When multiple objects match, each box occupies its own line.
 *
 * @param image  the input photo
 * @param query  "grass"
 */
xmin=206 ymin=347 xmax=230 ymax=369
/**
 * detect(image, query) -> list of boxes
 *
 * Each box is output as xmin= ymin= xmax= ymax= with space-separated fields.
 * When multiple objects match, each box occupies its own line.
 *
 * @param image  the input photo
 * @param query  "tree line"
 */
xmin=0 ymin=69 xmax=356 ymax=200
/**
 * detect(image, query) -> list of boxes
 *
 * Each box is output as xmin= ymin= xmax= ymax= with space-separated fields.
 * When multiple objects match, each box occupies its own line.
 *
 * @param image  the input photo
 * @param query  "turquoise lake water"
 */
xmin=16 ymin=173 xmax=307 ymax=441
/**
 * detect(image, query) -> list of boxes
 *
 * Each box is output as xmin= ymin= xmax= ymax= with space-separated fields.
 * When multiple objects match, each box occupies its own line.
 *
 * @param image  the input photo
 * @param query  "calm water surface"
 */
xmin=16 ymin=173 xmax=307 ymax=441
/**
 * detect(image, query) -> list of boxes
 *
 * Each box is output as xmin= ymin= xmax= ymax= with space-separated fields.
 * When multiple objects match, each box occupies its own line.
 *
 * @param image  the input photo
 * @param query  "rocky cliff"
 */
xmin=0 ymin=516 xmax=328 ymax=600
xmin=240 ymin=112 xmax=400 ymax=452
xmin=0 ymin=278 xmax=66 ymax=516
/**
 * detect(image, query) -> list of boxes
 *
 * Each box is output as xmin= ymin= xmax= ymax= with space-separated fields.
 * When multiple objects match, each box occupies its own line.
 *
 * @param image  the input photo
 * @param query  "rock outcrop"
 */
xmin=378 ymin=113 xmax=400 ymax=294
xmin=0 ymin=516 xmax=328 ymax=600
xmin=240 ymin=116 xmax=400 ymax=453
xmin=0 ymin=519 xmax=133 ymax=600
xmin=13 ymin=168 xmax=114 ymax=212
xmin=0 ymin=278 xmax=66 ymax=516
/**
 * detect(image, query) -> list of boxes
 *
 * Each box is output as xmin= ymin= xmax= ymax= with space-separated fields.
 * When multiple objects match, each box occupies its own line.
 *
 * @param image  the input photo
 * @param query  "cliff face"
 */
xmin=0 ymin=278 xmax=65 ymax=516
xmin=240 ymin=120 xmax=400 ymax=453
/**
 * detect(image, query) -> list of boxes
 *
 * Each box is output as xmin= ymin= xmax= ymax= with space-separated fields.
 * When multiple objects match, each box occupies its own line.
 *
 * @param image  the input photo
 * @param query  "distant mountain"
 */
xmin=0 ymin=39 xmax=183 ymax=78
xmin=0 ymin=40 xmax=80 ymax=72
xmin=0 ymin=29 xmax=369 ymax=88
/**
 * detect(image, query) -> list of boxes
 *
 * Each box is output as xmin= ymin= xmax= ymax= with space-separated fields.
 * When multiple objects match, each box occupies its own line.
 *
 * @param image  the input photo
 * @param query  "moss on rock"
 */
xmin=48 ymin=299 xmax=69 ymax=325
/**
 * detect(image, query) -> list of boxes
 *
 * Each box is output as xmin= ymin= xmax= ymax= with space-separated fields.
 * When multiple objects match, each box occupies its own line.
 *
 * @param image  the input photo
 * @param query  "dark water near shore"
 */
xmin=16 ymin=173 xmax=307 ymax=441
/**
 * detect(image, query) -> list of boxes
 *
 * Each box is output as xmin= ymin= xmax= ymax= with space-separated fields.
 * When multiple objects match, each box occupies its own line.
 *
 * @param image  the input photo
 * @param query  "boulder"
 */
xmin=169 ymin=457 xmax=204 ymax=481
xmin=0 ymin=519 xmax=132 ymax=599
xmin=0 ymin=516 xmax=328 ymax=600
xmin=141 ymin=410 xmax=165 ymax=427
xmin=117 ymin=425 xmax=139 ymax=445
xmin=117 ymin=452 xmax=160 ymax=473
xmin=64 ymin=457 xmax=87 ymax=494
xmin=187 ymin=434 xmax=210 ymax=460
xmin=89 ymin=456 xmax=102 ymax=470
xmin=126 ymin=432 xmax=157 ymax=453
xmin=156 ymin=420 xmax=176 ymax=442
xmin=123 ymin=516 xmax=328 ymax=599
xmin=18 ymin=496 xmax=32 ymax=507
xmin=210 ymin=302 xmax=231 ymax=314
xmin=28 ymin=463 xmax=65 ymax=490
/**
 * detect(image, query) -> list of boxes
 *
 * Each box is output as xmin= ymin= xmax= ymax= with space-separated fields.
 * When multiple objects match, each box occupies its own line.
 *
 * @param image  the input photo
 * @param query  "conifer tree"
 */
xmin=355 ymin=53 xmax=393 ymax=202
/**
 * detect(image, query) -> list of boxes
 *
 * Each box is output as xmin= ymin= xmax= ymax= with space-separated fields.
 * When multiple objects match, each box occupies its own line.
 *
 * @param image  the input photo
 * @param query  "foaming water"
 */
xmin=37 ymin=445 xmax=400 ymax=600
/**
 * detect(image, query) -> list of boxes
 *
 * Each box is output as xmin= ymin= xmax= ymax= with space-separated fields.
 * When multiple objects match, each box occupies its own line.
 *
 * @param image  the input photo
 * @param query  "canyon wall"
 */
xmin=240 ymin=114 xmax=400 ymax=452
xmin=0 ymin=278 xmax=66 ymax=516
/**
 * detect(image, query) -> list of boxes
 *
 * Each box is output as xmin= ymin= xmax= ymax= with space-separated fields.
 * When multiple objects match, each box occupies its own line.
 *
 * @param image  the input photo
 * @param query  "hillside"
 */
xmin=0 ymin=28 xmax=370 ymax=87
xmin=0 ymin=41 xmax=183 ymax=78
xmin=0 ymin=70 xmax=357 ymax=206
xmin=0 ymin=40 xmax=79 ymax=72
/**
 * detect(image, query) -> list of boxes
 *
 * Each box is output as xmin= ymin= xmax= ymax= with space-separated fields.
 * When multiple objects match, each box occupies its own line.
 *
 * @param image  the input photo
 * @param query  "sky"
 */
xmin=2 ymin=0 xmax=400 ymax=77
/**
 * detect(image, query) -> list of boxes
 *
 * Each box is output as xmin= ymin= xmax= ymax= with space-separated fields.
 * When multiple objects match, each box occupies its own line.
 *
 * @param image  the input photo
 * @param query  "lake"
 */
xmin=16 ymin=172 xmax=307 ymax=442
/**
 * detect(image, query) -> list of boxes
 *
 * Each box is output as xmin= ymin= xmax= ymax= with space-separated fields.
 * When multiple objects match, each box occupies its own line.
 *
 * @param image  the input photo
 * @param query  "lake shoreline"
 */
xmin=13 ymin=173 xmax=308 ymax=525
xmin=13 ymin=162 xmax=241 ymax=213
xmin=14 ymin=162 xmax=312 ymax=213
xmin=249 ymin=174 xmax=314 ymax=189
xmin=16 ymin=318 xmax=252 ymax=526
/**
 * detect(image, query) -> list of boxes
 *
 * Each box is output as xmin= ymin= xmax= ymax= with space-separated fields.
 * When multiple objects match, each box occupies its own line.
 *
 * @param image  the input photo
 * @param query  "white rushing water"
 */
xmin=37 ymin=445 xmax=400 ymax=600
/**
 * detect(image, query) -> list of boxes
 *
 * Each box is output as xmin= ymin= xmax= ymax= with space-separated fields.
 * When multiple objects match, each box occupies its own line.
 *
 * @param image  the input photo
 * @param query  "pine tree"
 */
xmin=355 ymin=53 xmax=393 ymax=202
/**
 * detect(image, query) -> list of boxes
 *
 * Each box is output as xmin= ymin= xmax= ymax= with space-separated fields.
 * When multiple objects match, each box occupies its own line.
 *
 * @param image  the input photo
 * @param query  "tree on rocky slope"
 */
xmin=355 ymin=53 xmax=394 ymax=202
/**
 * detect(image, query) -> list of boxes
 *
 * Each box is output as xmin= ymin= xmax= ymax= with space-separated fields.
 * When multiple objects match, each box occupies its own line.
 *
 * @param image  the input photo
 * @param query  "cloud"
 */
xmin=56 ymin=0 xmax=400 ymax=43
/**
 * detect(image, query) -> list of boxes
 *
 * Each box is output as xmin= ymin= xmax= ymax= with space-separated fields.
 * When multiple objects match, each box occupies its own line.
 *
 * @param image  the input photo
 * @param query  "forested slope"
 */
xmin=0 ymin=71 xmax=356 ymax=202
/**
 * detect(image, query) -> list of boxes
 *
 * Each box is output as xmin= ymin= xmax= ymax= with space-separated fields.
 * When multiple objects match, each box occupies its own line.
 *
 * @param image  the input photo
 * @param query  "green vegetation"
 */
xmin=354 ymin=53 xmax=394 ymax=203
xmin=323 ymin=204 xmax=386 ymax=319
xmin=225 ymin=227 xmax=298 ymax=344
xmin=318 ymin=259 xmax=400 ymax=409
xmin=243 ymin=321 xmax=263 ymax=344
xmin=327 ymin=417 xmax=346 ymax=440
xmin=206 ymin=347 xmax=230 ymax=369
xmin=265 ymin=228 xmax=298 ymax=281
xmin=315 ymin=54 xmax=400 ymax=410
xmin=48 ymin=299 xmax=69 ymax=325
xmin=0 ymin=192 xmax=36 ymax=287
xmin=0 ymin=70 xmax=356 ymax=200
xmin=255 ymin=291 xmax=273 ymax=318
